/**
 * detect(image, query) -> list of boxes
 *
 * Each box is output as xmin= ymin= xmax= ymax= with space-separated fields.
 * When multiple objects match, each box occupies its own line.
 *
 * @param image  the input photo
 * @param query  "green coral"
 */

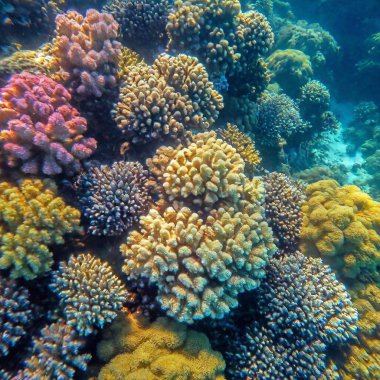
xmin=0 ymin=179 xmax=81 ymax=280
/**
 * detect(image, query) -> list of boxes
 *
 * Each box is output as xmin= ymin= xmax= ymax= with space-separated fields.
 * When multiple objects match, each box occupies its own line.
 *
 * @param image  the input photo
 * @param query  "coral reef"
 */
xmin=52 ymin=9 xmax=121 ymax=98
xmin=97 ymin=312 xmax=226 ymax=379
xmin=0 ymin=72 xmax=96 ymax=176
xmin=166 ymin=0 xmax=274 ymax=98
xmin=264 ymin=172 xmax=305 ymax=252
xmin=266 ymin=49 xmax=313 ymax=97
xmin=256 ymin=93 xmax=309 ymax=147
xmin=51 ymin=253 xmax=129 ymax=336
xmin=103 ymin=0 xmax=172 ymax=54
xmin=122 ymin=132 xmax=276 ymax=323
xmin=116 ymin=46 xmax=145 ymax=81
xmin=300 ymin=180 xmax=380 ymax=283
xmin=0 ymin=179 xmax=81 ymax=280
xmin=114 ymin=54 xmax=223 ymax=145
xmin=75 ymin=161 xmax=151 ymax=236
xmin=218 ymin=124 xmax=261 ymax=172
xmin=214 ymin=252 xmax=358 ymax=380
xmin=17 ymin=321 xmax=91 ymax=379
xmin=0 ymin=275 xmax=32 ymax=357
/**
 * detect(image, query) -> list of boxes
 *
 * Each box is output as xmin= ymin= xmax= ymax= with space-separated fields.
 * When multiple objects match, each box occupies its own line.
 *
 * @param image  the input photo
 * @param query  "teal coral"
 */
xmin=0 ymin=179 xmax=81 ymax=280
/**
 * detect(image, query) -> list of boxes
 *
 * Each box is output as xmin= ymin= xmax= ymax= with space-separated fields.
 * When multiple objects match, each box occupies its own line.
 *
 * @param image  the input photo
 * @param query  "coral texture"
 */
xmin=17 ymin=321 xmax=91 ymax=380
xmin=300 ymin=180 xmax=380 ymax=282
xmin=97 ymin=313 xmax=226 ymax=379
xmin=219 ymin=252 xmax=358 ymax=380
xmin=0 ymin=275 xmax=32 ymax=357
xmin=51 ymin=253 xmax=129 ymax=336
xmin=117 ymin=47 xmax=145 ymax=81
xmin=115 ymin=53 xmax=223 ymax=144
xmin=52 ymin=9 xmax=121 ymax=98
xmin=122 ymin=132 xmax=276 ymax=323
xmin=75 ymin=161 xmax=151 ymax=236
xmin=103 ymin=0 xmax=172 ymax=53
xmin=0 ymin=72 xmax=96 ymax=176
xmin=166 ymin=0 xmax=274 ymax=98
xmin=0 ymin=179 xmax=81 ymax=280
xmin=264 ymin=172 xmax=305 ymax=252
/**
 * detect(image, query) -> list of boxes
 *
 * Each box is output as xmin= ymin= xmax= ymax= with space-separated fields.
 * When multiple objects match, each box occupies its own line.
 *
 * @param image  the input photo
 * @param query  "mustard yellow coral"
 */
xmin=117 ymin=47 xmax=145 ymax=81
xmin=97 ymin=313 xmax=226 ymax=380
xmin=300 ymin=180 xmax=380 ymax=282
xmin=0 ymin=179 xmax=81 ymax=280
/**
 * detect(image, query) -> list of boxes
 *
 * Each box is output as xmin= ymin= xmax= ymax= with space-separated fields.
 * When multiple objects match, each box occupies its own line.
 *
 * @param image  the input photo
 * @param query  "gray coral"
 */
xmin=51 ymin=253 xmax=129 ymax=336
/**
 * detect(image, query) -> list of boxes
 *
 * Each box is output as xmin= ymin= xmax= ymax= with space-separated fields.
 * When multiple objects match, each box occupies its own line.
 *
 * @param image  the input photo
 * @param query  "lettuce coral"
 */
xmin=0 ymin=179 xmax=81 ymax=280
xmin=75 ymin=161 xmax=151 ymax=236
xmin=0 ymin=72 xmax=96 ymax=176
xmin=52 ymin=9 xmax=121 ymax=98
xmin=51 ymin=253 xmax=130 ymax=336
xmin=114 ymin=54 xmax=223 ymax=145
xmin=122 ymin=132 xmax=276 ymax=323
xmin=96 ymin=312 xmax=226 ymax=379
xmin=0 ymin=275 xmax=32 ymax=357
xmin=300 ymin=180 xmax=380 ymax=283
xmin=166 ymin=0 xmax=274 ymax=98
xmin=17 ymin=321 xmax=91 ymax=380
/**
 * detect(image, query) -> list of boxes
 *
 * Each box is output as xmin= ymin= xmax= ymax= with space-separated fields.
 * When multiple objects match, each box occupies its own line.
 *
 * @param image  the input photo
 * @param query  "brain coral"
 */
xmin=0 ymin=275 xmax=32 ymax=357
xmin=122 ymin=131 xmax=276 ymax=323
xmin=264 ymin=172 xmax=306 ymax=252
xmin=166 ymin=0 xmax=274 ymax=97
xmin=256 ymin=93 xmax=309 ymax=147
xmin=52 ymin=9 xmax=121 ymax=98
xmin=114 ymin=53 xmax=223 ymax=145
xmin=17 ymin=321 xmax=91 ymax=380
xmin=97 ymin=312 xmax=226 ymax=379
xmin=0 ymin=179 xmax=81 ymax=280
xmin=218 ymin=252 xmax=358 ymax=380
xmin=75 ymin=161 xmax=151 ymax=236
xmin=51 ymin=253 xmax=129 ymax=336
xmin=300 ymin=180 xmax=380 ymax=283
xmin=103 ymin=0 xmax=172 ymax=54
xmin=0 ymin=72 xmax=96 ymax=176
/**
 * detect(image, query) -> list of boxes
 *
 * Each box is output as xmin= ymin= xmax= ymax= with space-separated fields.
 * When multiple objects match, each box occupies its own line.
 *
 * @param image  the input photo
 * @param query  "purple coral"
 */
xmin=0 ymin=275 xmax=32 ymax=357
xmin=0 ymin=72 xmax=96 ymax=176
xmin=53 ymin=9 xmax=121 ymax=98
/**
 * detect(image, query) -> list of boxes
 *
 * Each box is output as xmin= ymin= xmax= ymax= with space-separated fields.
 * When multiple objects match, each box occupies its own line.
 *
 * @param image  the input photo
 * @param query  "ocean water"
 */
xmin=0 ymin=0 xmax=379 ymax=379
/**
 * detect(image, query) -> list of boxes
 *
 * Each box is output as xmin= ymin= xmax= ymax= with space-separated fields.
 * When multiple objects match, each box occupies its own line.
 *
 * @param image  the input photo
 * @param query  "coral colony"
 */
xmin=0 ymin=0 xmax=379 ymax=379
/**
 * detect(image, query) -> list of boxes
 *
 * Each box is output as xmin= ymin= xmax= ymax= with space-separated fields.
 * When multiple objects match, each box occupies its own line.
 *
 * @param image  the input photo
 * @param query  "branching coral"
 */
xmin=0 ymin=72 xmax=96 ymax=176
xmin=214 ymin=252 xmax=358 ymax=380
xmin=52 ymin=9 xmax=121 ymax=98
xmin=0 ymin=275 xmax=32 ymax=357
xmin=122 ymin=132 xmax=276 ymax=323
xmin=256 ymin=93 xmax=309 ymax=147
xmin=264 ymin=172 xmax=305 ymax=252
xmin=103 ymin=0 xmax=172 ymax=54
xmin=0 ymin=179 xmax=81 ymax=280
xmin=114 ymin=53 xmax=223 ymax=145
xmin=51 ymin=253 xmax=129 ymax=336
xmin=75 ymin=161 xmax=151 ymax=236
xmin=97 ymin=312 xmax=226 ymax=379
xmin=166 ymin=0 xmax=274 ymax=97
xmin=266 ymin=49 xmax=313 ymax=97
xmin=218 ymin=124 xmax=261 ymax=172
xmin=300 ymin=180 xmax=380 ymax=283
xmin=17 ymin=321 xmax=91 ymax=380
xmin=116 ymin=46 xmax=145 ymax=81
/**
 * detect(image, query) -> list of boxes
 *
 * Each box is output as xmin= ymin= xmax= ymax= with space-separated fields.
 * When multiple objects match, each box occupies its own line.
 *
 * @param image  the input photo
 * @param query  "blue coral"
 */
xmin=75 ymin=161 xmax=151 ymax=236
xmin=0 ymin=275 xmax=32 ymax=357
xmin=17 ymin=321 xmax=91 ymax=380
xmin=51 ymin=253 xmax=129 ymax=336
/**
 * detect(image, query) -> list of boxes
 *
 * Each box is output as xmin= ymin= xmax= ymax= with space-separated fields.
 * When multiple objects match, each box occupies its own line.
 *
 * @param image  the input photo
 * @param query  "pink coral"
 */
xmin=0 ymin=72 xmax=96 ymax=176
xmin=52 ymin=9 xmax=121 ymax=98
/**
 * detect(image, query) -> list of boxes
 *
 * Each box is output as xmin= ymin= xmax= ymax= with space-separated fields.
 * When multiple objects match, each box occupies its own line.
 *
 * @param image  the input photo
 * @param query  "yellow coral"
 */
xmin=0 ymin=179 xmax=81 ymax=280
xmin=97 ymin=313 xmax=226 ymax=380
xmin=117 ymin=47 xmax=145 ymax=81
xmin=218 ymin=124 xmax=261 ymax=172
xmin=300 ymin=180 xmax=380 ymax=282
